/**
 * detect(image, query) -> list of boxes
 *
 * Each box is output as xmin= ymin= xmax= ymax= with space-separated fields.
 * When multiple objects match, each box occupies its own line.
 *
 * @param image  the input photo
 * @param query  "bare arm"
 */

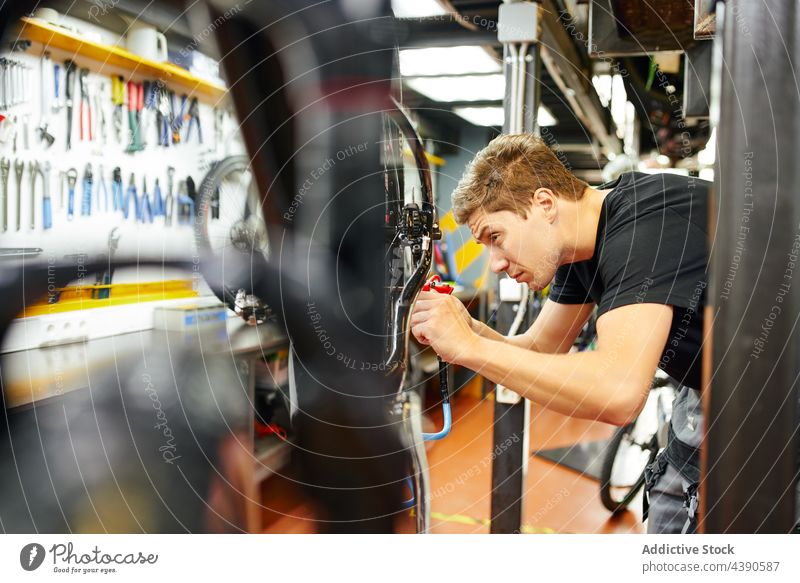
xmin=457 ymin=304 xmax=673 ymax=425
xmin=471 ymin=299 xmax=595 ymax=353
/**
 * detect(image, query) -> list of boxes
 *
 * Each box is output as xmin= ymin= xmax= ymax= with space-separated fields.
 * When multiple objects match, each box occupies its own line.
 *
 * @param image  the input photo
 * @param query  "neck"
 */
xmin=563 ymin=186 xmax=611 ymax=263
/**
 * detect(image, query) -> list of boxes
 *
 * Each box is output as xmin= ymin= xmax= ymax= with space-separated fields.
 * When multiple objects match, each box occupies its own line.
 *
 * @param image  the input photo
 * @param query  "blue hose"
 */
xmin=401 ymin=476 xmax=415 ymax=509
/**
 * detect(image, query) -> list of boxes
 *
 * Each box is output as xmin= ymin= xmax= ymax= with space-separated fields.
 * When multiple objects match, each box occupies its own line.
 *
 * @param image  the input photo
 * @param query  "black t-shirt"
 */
xmin=549 ymin=171 xmax=709 ymax=389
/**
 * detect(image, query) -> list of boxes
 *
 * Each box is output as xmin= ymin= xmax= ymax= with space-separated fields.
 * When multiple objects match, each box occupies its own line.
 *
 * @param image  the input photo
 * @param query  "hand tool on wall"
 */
xmin=176 ymin=179 xmax=194 ymax=225
xmin=37 ymin=53 xmax=55 ymax=148
xmin=58 ymin=170 xmax=66 ymax=209
xmin=96 ymin=227 xmax=120 ymax=300
xmin=65 ymin=167 xmax=77 ymax=220
xmin=79 ymin=69 xmax=93 ymax=142
xmin=139 ymin=176 xmax=153 ymax=223
xmin=126 ymin=80 xmax=144 ymax=152
xmin=111 ymin=166 xmax=123 ymax=211
xmin=184 ymin=97 xmax=202 ymax=144
xmin=28 ymin=160 xmax=39 ymax=231
xmin=123 ymin=173 xmax=138 ymax=219
xmin=13 ymin=159 xmax=23 ymax=231
xmin=52 ymin=62 xmax=61 ymax=113
xmin=171 ymin=93 xmax=187 ymax=144
xmin=21 ymin=114 xmax=30 ymax=149
xmin=94 ymin=82 xmax=107 ymax=145
xmin=214 ymin=108 xmax=224 ymax=152
xmin=111 ymin=75 xmax=124 ymax=143
xmin=153 ymin=177 xmax=164 ymax=217
xmin=0 ymin=157 xmax=9 ymax=232
xmin=81 ymin=164 xmax=93 ymax=216
xmin=96 ymin=165 xmax=109 ymax=212
xmin=41 ymin=161 xmax=52 ymax=230
xmin=64 ymin=60 xmax=77 ymax=150
xmin=164 ymin=166 xmax=175 ymax=225
xmin=156 ymin=88 xmax=171 ymax=147
xmin=11 ymin=114 xmax=17 ymax=153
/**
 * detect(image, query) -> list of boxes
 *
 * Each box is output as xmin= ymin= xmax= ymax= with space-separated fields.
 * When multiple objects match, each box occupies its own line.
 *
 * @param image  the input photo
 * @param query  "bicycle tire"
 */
xmin=599 ymin=423 xmax=659 ymax=514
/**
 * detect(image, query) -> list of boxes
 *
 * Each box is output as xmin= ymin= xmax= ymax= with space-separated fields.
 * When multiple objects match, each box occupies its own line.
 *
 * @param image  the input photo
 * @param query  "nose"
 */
xmin=489 ymin=248 xmax=509 ymax=274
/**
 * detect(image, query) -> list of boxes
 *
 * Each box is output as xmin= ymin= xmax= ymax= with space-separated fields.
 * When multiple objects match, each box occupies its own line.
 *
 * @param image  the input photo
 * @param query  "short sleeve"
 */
xmin=549 ymin=264 xmax=593 ymax=304
xmin=597 ymin=208 xmax=707 ymax=316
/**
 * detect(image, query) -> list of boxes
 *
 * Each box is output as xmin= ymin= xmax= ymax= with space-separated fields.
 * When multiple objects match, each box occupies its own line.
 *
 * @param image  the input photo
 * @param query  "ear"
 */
xmin=531 ymin=188 xmax=558 ymax=222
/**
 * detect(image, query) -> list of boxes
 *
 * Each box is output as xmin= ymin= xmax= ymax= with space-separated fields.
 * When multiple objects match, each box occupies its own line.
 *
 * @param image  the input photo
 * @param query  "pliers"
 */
xmin=139 ymin=176 xmax=153 ymax=223
xmin=172 ymin=93 xmax=187 ymax=144
xmin=184 ymin=97 xmax=201 ymax=143
xmin=96 ymin=165 xmax=109 ymax=212
xmin=156 ymin=88 xmax=172 ymax=147
xmin=111 ymin=167 xmax=123 ymax=212
xmin=153 ymin=178 xmax=164 ymax=216
xmin=78 ymin=68 xmax=92 ymax=141
xmin=123 ymin=173 xmax=139 ymax=220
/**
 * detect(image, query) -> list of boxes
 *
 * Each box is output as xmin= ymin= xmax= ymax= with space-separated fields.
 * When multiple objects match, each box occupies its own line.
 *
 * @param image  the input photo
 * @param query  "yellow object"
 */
xmin=19 ymin=17 xmax=226 ymax=104
xmin=22 ymin=279 xmax=199 ymax=317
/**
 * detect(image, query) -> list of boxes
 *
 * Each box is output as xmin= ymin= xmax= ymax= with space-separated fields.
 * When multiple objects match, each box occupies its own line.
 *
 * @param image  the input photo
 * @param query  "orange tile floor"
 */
xmin=261 ymin=388 xmax=645 ymax=534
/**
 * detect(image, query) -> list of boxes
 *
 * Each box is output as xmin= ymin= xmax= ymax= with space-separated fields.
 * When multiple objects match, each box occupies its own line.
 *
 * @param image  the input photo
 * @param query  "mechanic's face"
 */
xmin=468 ymin=192 xmax=562 ymax=291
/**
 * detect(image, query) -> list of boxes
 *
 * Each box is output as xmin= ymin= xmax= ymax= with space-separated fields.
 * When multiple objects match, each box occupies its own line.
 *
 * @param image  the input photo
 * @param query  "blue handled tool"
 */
xmin=65 ymin=168 xmax=77 ymax=220
xmin=420 ymin=275 xmax=455 ymax=442
xmin=111 ymin=167 xmax=123 ymax=212
xmin=80 ymin=163 xmax=92 ymax=216
xmin=123 ymin=173 xmax=138 ymax=220
xmin=153 ymin=178 xmax=164 ymax=216
xmin=41 ymin=162 xmax=52 ymax=229
xmin=96 ymin=165 xmax=110 ymax=213
xmin=177 ymin=177 xmax=195 ymax=225
xmin=139 ymin=176 xmax=153 ymax=223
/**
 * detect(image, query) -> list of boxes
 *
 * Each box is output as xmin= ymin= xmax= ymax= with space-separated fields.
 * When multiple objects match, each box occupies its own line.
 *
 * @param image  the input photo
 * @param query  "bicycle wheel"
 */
xmin=382 ymin=102 xmax=440 ymax=533
xmin=599 ymin=422 xmax=658 ymax=513
xmin=196 ymin=155 xmax=271 ymax=324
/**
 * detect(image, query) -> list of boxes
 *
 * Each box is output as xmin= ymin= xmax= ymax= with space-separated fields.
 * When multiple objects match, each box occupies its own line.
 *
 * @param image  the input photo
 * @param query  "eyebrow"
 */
xmin=473 ymin=225 xmax=488 ymax=243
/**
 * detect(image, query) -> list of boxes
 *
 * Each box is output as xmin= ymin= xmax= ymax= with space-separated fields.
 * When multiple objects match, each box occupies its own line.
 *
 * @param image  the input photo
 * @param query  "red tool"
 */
xmin=255 ymin=420 xmax=288 ymax=441
xmin=422 ymin=274 xmax=453 ymax=295
xmin=78 ymin=68 xmax=92 ymax=141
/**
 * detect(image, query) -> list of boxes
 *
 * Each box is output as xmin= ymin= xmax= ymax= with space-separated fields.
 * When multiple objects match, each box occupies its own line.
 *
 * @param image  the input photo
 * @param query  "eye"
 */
xmin=490 ymin=233 xmax=501 ymax=244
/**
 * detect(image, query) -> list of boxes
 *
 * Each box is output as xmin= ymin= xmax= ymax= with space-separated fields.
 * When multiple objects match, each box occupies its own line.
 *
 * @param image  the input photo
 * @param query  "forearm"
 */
xmin=459 ymin=336 xmax=632 ymax=424
xmin=470 ymin=319 xmax=567 ymax=352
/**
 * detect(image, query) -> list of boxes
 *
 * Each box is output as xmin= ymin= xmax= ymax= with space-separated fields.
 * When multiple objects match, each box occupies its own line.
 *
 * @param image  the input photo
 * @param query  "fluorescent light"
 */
xmin=453 ymin=106 xmax=505 ymax=127
xmin=406 ymin=74 xmax=506 ymax=102
xmin=537 ymin=105 xmax=557 ymax=127
xmin=400 ymin=47 xmax=502 ymax=77
xmin=453 ymin=105 xmax=558 ymax=128
xmin=392 ymin=0 xmax=447 ymax=18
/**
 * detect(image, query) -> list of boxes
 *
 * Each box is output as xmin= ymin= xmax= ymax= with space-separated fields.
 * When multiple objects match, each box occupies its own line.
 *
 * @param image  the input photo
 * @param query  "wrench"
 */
xmin=28 ymin=160 xmax=39 ymax=230
xmin=165 ymin=166 xmax=175 ymax=226
xmin=13 ymin=159 xmax=23 ymax=231
xmin=1 ymin=158 xmax=9 ymax=232
xmin=41 ymin=162 xmax=52 ymax=229
xmin=65 ymin=168 xmax=78 ymax=220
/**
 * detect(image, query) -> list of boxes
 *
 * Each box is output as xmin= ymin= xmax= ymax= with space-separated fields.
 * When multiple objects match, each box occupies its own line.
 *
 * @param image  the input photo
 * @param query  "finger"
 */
xmin=411 ymin=324 xmax=430 ymax=344
xmin=409 ymin=311 xmax=428 ymax=327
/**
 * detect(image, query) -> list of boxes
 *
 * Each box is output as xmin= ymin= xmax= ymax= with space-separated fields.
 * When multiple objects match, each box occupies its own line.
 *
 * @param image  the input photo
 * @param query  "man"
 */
xmin=410 ymin=134 xmax=708 ymax=534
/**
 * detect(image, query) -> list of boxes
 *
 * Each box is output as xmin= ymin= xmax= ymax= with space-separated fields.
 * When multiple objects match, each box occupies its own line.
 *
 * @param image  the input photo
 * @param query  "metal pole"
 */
xmin=490 ymin=1 xmax=542 ymax=534
xmin=702 ymin=0 xmax=800 ymax=533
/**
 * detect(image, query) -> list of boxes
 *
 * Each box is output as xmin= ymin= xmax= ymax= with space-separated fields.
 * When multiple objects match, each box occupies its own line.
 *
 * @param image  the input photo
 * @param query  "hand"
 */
xmin=409 ymin=291 xmax=480 ymax=364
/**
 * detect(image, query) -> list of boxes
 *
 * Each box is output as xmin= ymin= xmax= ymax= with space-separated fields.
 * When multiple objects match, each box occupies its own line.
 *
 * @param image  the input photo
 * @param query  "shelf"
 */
xmin=17 ymin=16 xmax=227 ymax=104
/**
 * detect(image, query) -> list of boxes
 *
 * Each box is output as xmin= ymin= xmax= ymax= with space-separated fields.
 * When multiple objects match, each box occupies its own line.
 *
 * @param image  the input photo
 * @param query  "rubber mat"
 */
xmin=531 ymin=439 xmax=612 ymax=482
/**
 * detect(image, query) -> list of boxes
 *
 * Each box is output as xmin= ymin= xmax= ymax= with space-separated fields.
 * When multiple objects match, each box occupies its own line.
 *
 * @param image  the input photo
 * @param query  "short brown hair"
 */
xmin=451 ymin=133 xmax=589 ymax=224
